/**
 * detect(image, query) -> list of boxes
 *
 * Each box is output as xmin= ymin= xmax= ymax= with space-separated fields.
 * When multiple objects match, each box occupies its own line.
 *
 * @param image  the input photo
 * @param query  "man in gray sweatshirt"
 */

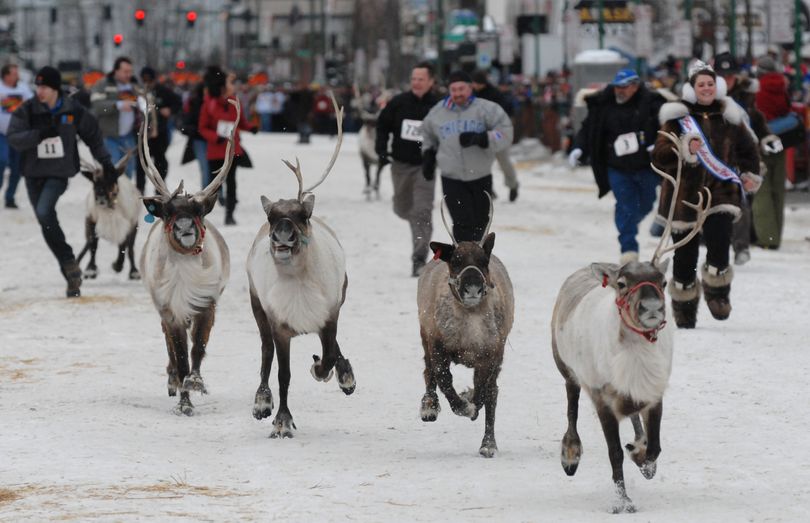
xmin=421 ymin=70 xmax=513 ymax=241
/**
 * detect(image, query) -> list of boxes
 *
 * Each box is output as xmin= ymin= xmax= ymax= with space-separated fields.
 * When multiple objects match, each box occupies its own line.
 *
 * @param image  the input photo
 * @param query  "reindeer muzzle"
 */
xmin=270 ymin=219 xmax=301 ymax=263
xmin=449 ymin=265 xmax=490 ymax=308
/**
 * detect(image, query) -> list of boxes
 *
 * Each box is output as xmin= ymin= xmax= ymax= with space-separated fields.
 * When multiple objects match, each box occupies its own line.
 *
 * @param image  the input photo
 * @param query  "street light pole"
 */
xmin=597 ymin=0 xmax=604 ymax=49
xmin=730 ymin=0 xmax=737 ymax=58
xmin=794 ymin=0 xmax=802 ymax=92
xmin=436 ymin=0 xmax=444 ymax=80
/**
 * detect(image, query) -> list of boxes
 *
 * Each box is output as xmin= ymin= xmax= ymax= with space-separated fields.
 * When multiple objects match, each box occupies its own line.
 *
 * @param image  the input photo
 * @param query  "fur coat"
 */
xmin=652 ymin=95 xmax=760 ymax=231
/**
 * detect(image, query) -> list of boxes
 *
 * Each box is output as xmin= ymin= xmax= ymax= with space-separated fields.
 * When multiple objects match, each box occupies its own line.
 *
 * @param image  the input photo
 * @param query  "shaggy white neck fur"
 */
xmin=86 ymin=176 xmax=140 ymax=246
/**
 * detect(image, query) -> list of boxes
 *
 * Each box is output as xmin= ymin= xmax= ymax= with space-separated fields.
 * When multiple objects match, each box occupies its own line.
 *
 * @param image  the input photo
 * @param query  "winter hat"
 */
xmin=611 ymin=68 xmax=640 ymax=87
xmin=140 ymin=66 xmax=156 ymax=82
xmin=447 ymin=70 xmax=472 ymax=85
xmin=688 ymin=60 xmax=716 ymax=85
xmin=34 ymin=66 xmax=61 ymax=91
xmin=471 ymin=70 xmax=489 ymax=85
xmin=713 ymin=52 xmax=739 ymax=75
xmin=757 ymin=55 xmax=777 ymax=73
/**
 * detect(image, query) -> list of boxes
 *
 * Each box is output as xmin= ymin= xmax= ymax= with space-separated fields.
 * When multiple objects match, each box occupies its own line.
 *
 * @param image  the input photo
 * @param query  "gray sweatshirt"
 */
xmin=421 ymin=96 xmax=513 ymax=182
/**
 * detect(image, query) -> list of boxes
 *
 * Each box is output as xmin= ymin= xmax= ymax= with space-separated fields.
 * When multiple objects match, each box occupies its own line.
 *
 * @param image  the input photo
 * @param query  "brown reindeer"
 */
xmin=139 ymin=100 xmax=238 ymax=416
xmin=417 ymin=196 xmax=514 ymax=457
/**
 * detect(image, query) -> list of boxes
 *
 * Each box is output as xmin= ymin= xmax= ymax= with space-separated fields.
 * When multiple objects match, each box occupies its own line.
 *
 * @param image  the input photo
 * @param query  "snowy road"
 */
xmin=2 ymin=133 xmax=809 ymax=521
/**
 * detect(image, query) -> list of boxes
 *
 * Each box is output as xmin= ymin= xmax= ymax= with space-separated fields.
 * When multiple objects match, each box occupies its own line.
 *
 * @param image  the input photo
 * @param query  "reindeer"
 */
xmin=416 ymin=196 xmax=514 ymax=457
xmin=76 ymin=150 xmax=140 ymax=280
xmin=358 ymin=109 xmax=383 ymax=200
xmin=247 ymin=93 xmax=355 ymax=438
xmin=139 ymin=99 xmax=238 ymax=416
xmin=551 ymin=131 xmax=718 ymax=512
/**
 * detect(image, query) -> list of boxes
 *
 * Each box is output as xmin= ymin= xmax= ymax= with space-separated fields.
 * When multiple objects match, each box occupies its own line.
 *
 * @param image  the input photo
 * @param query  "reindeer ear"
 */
xmin=301 ymin=192 xmax=315 ymax=218
xmin=654 ymin=257 xmax=670 ymax=275
xmin=142 ymin=196 xmax=164 ymax=218
xmin=590 ymin=262 xmax=620 ymax=288
xmin=260 ymin=195 xmax=274 ymax=215
xmin=481 ymin=232 xmax=495 ymax=258
xmin=429 ymin=241 xmax=454 ymax=263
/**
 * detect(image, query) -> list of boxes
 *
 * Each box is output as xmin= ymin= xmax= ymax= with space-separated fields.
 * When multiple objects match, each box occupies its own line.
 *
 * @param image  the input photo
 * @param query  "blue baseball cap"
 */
xmin=611 ymin=68 xmax=640 ymax=87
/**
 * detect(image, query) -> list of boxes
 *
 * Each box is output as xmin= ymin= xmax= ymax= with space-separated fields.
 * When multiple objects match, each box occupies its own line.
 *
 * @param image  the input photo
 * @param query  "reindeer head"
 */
xmin=80 ymin=151 xmax=133 ymax=209
xmin=140 ymin=99 xmax=239 ymax=255
xmin=430 ymin=195 xmax=496 ymax=309
xmin=261 ymin=92 xmax=344 ymax=265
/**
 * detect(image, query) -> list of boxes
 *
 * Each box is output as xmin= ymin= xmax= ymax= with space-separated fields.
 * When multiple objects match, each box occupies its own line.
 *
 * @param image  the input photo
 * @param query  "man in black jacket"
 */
xmin=472 ymin=70 xmax=519 ymax=201
xmin=375 ymin=61 xmax=439 ymax=276
xmin=568 ymin=68 xmax=666 ymax=264
xmin=8 ymin=66 xmax=117 ymax=298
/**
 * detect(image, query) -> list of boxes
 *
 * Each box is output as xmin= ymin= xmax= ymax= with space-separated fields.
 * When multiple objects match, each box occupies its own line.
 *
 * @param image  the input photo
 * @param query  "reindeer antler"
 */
xmin=651 ymin=131 xmax=721 ymax=265
xmin=281 ymin=158 xmax=304 ymax=201
xmin=440 ymin=197 xmax=458 ymax=247
xmin=303 ymin=91 xmax=344 ymax=194
xmin=479 ymin=192 xmax=494 ymax=246
xmin=138 ymin=115 xmax=172 ymax=199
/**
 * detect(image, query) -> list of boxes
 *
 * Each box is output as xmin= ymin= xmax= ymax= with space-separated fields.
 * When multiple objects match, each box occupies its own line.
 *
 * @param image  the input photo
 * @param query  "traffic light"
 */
xmin=113 ymin=33 xmax=123 ymax=47
xmin=186 ymin=10 xmax=197 ymax=28
xmin=176 ymin=60 xmax=186 ymax=70
xmin=134 ymin=9 xmax=146 ymax=27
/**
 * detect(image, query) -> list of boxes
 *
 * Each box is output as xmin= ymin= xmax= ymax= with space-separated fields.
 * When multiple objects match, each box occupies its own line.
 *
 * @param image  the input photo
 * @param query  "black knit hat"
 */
xmin=713 ymin=52 xmax=739 ymax=75
xmin=447 ymin=70 xmax=472 ymax=85
xmin=140 ymin=66 xmax=157 ymax=82
xmin=35 ymin=66 xmax=61 ymax=91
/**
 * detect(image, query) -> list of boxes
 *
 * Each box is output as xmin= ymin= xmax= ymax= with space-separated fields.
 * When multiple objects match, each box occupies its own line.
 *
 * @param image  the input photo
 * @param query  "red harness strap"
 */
xmin=614 ymin=281 xmax=667 ymax=343
xmin=164 ymin=215 xmax=206 ymax=255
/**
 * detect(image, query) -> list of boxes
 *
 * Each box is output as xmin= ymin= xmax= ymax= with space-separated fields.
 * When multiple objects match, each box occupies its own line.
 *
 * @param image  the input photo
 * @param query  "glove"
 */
xmin=760 ymin=134 xmax=784 ymax=155
xmin=567 ymin=148 xmax=582 ymax=168
xmin=377 ymin=152 xmax=390 ymax=168
xmin=459 ymin=131 xmax=489 ymax=148
xmin=422 ymin=149 xmax=437 ymax=181
xmin=741 ymin=172 xmax=763 ymax=194
xmin=40 ymin=125 xmax=59 ymax=140
xmin=102 ymin=161 xmax=119 ymax=183
xmin=249 ymin=125 xmax=259 ymax=135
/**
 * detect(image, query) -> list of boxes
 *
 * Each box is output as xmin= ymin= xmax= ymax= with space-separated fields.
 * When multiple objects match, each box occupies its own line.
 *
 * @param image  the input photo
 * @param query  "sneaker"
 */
xmin=509 ymin=186 xmax=519 ymax=202
xmin=411 ymin=259 xmax=426 ymax=278
xmin=5 ymin=201 xmax=18 ymax=209
xmin=62 ymin=259 xmax=82 ymax=298
xmin=619 ymin=251 xmax=639 ymax=265
xmin=734 ymin=249 xmax=750 ymax=265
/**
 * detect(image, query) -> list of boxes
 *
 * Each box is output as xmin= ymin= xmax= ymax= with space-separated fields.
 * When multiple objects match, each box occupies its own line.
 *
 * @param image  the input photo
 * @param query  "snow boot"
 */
xmin=669 ymin=278 xmax=700 ymax=329
xmin=702 ymin=264 xmax=733 ymax=321
xmin=61 ymin=259 xmax=83 ymax=298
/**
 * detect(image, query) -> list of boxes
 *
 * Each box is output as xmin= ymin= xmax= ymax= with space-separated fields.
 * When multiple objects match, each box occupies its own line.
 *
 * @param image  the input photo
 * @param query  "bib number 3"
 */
xmin=37 ymin=137 xmax=65 ymax=159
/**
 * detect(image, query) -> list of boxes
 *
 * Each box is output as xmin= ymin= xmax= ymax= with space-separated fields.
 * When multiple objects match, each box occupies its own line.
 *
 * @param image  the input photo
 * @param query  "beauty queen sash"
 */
xmin=679 ymin=115 xmax=745 ymax=200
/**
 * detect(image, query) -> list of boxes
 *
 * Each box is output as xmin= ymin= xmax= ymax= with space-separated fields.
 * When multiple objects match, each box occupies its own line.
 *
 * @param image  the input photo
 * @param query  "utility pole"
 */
xmin=794 ymin=0 xmax=802 ymax=92
xmin=633 ymin=0 xmax=642 ymax=74
xmin=436 ymin=0 xmax=444 ymax=80
xmin=597 ymin=0 xmax=604 ymax=49
xmin=729 ymin=0 xmax=737 ymax=58
xmin=534 ymin=0 xmax=540 ymax=81
xmin=683 ymin=0 xmax=692 ymax=84
xmin=745 ymin=0 xmax=752 ymax=64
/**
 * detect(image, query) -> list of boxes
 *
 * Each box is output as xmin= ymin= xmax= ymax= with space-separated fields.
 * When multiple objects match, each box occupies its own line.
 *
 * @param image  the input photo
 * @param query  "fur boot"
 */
xmin=702 ymin=264 xmax=734 ymax=320
xmin=669 ymin=278 xmax=700 ymax=329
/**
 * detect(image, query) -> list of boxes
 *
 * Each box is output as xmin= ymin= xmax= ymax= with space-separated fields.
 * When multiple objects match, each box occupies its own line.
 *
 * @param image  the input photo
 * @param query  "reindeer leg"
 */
xmin=374 ymin=162 xmax=382 ymax=198
xmin=419 ymin=328 xmax=440 ymax=422
xmin=164 ymin=320 xmax=194 ymax=416
xmin=478 ymin=370 xmax=500 ymax=458
xmin=362 ymin=156 xmax=372 ymax=199
xmin=161 ymin=320 xmax=180 ymax=397
xmin=312 ymin=318 xmax=355 ymax=395
xmin=625 ymin=413 xmax=648 ymax=470
xmin=595 ymin=402 xmax=635 ymax=513
xmin=271 ymin=333 xmax=296 ymax=438
xmin=638 ymin=401 xmax=663 ymax=480
xmin=251 ymin=292 xmax=275 ymax=420
xmin=184 ymin=303 xmax=214 ymax=395
xmin=560 ymin=380 xmax=583 ymax=475
xmin=434 ymin=347 xmax=476 ymax=419
xmin=83 ymin=219 xmax=99 ymax=279
xmin=127 ymin=228 xmax=140 ymax=280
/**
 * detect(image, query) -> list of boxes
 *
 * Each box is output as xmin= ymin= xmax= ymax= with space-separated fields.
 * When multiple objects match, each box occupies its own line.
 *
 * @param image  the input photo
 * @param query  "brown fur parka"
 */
xmin=652 ymin=98 xmax=760 ymax=231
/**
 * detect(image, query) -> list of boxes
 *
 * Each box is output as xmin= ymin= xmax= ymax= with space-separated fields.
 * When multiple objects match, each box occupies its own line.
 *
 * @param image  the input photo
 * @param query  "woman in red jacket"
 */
xmin=754 ymin=56 xmax=790 ymax=121
xmin=199 ymin=66 xmax=256 ymax=225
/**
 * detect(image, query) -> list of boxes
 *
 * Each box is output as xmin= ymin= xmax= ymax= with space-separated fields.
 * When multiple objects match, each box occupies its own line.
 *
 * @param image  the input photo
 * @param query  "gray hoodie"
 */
xmin=421 ymin=95 xmax=513 ymax=182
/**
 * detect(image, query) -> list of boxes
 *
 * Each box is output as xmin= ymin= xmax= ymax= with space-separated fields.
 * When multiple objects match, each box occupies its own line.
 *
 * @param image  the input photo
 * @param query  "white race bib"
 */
xmin=400 ymin=119 xmax=423 ymax=142
xmin=613 ymin=132 xmax=639 ymax=157
xmin=217 ymin=120 xmax=236 ymax=138
xmin=37 ymin=137 xmax=64 ymax=159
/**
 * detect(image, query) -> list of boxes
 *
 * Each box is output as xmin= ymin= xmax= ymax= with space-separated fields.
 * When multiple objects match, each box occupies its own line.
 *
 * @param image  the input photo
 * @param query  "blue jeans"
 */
xmin=0 ymin=134 xmax=22 ymax=204
xmin=260 ymin=113 xmax=272 ymax=132
xmin=194 ymin=139 xmax=223 ymax=199
xmin=25 ymin=177 xmax=74 ymax=265
xmin=607 ymin=167 xmax=659 ymax=253
xmin=104 ymin=134 xmax=137 ymax=178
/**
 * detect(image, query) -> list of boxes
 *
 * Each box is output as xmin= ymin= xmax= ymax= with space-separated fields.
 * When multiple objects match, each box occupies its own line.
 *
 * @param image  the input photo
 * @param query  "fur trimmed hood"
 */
xmin=658 ymin=96 xmax=747 ymax=128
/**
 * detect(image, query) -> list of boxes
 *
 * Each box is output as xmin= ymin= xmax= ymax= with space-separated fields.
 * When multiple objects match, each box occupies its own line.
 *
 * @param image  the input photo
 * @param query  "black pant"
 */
xmin=672 ymin=213 xmax=733 ymax=283
xmin=136 ymin=139 xmax=169 ymax=194
xmin=441 ymin=175 xmax=493 ymax=243
xmin=208 ymin=158 xmax=238 ymax=214
xmin=25 ymin=177 xmax=74 ymax=266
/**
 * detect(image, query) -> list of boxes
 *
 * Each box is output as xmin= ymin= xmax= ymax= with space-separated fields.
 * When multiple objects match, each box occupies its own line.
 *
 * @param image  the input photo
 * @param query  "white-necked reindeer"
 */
xmin=76 ymin=150 xmax=140 ymax=280
xmin=417 ymin=196 xmax=514 ymax=457
xmin=247 ymin=93 xmax=356 ymax=438
xmin=551 ymin=131 xmax=718 ymax=512
xmin=139 ymin=100 xmax=238 ymax=416
xmin=358 ymin=109 xmax=382 ymax=200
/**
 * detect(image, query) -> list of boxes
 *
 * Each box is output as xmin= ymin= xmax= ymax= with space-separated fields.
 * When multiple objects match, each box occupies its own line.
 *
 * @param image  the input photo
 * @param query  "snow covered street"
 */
xmin=2 ymin=133 xmax=809 ymax=521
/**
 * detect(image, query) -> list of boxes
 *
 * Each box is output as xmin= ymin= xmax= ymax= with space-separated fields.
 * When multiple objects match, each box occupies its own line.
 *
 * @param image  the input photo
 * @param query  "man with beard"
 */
xmin=569 ymin=68 xmax=667 ymax=264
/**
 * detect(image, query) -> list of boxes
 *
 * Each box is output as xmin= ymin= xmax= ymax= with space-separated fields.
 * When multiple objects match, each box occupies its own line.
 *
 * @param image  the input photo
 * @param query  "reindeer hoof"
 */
xmin=269 ymin=412 xmax=296 ymax=439
xmin=479 ymin=437 xmax=498 ymax=458
xmin=310 ymin=355 xmax=334 ymax=382
xmin=83 ymin=267 xmax=98 ymax=279
xmin=129 ymin=269 xmax=141 ymax=280
xmin=173 ymin=397 xmax=194 ymax=416
xmin=640 ymin=460 xmax=657 ymax=480
xmin=561 ymin=437 xmax=583 ymax=476
xmin=335 ymin=358 xmax=355 ymax=395
xmin=458 ymin=388 xmax=479 ymax=420
xmin=253 ymin=386 xmax=274 ymax=420
xmin=167 ymin=371 xmax=180 ymax=397
xmin=182 ymin=372 xmax=208 ymax=395
xmin=420 ymin=392 xmax=440 ymax=422
xmin=111 ymin=261 xmax=123 ymax=273
xmin=610 ymin=498 xmax=636 ymax=514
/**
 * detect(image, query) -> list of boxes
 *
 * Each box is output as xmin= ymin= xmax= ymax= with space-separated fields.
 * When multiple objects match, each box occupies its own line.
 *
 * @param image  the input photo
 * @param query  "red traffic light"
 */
xmin=176 ymin=60 xmax=186 ymax=70
xmin=186 ymin=10 xmax=197 ymax=27
xmin=113 ymin=33 xmax=123 ymax=47
xmin=134 ymin=9 xmax=145 ymax=26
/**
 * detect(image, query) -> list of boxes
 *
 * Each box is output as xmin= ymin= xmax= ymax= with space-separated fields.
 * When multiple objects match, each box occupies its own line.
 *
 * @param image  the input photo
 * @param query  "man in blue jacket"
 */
xmin=8 ymin=66 xmax=117 ymax=298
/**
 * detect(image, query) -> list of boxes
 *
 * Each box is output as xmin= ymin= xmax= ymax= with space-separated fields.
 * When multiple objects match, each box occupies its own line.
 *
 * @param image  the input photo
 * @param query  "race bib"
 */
xmin=613 ymin=132 xmax=639 ymax=157
xmin=217 ymin=120 xmax=236 ymax=138
xmin=400 ymin=119 xmax=423 ymax=142
xmin=37 ymin=137 xmax=64 ymax=159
